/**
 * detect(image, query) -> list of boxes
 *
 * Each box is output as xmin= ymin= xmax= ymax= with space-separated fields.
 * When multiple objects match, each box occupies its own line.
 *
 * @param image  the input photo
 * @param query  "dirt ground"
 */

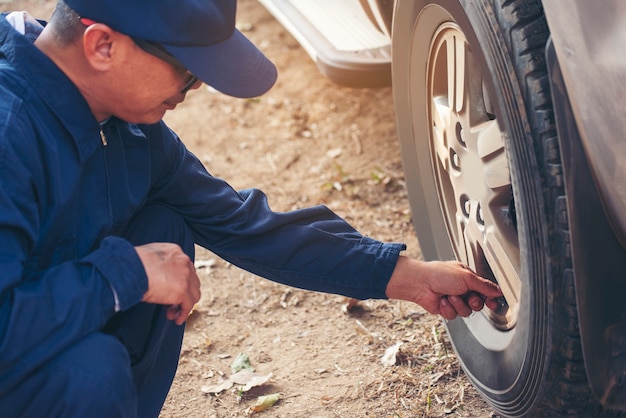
xmin=3 ymin=0 xmax=498 ymax=416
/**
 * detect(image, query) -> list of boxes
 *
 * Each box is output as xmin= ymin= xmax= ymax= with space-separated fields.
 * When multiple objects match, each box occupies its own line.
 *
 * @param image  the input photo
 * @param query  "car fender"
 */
xmin=547 ymin=38 xmax=626 ymax=410
xmin=542 ymin=0 xmax=626 ymax=247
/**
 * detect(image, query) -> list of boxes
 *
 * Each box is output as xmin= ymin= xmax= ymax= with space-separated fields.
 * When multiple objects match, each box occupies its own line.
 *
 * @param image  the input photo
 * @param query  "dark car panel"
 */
xmin=543 ymin=1 xmax=626 ymax=408
xmin=548 ymin=43 xmax=626 ymax=408
xmin=543 ymin=0 xmax=626 ymax=247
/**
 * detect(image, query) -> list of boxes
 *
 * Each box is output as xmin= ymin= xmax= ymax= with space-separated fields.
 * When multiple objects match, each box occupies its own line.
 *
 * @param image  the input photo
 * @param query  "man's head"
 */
xmin=35 ymin=0 xmax=278 ymax=123
xmin=62 ymin=0 xmax=277 ymax=99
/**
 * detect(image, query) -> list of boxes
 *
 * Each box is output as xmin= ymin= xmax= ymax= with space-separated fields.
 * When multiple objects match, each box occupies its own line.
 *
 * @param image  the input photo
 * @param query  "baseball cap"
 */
xmin=64 ymin=0 xmax=277 ymax=98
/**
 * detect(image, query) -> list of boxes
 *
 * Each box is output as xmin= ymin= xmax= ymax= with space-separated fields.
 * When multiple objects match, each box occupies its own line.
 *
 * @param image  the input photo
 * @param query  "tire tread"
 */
xmin=492 ymin=0 xmax=621 ymax=416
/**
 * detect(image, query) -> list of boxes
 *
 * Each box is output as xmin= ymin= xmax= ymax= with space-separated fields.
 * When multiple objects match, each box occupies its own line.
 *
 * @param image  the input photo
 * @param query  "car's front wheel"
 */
xmin=392 ymin=0 xmax=614 ymax=416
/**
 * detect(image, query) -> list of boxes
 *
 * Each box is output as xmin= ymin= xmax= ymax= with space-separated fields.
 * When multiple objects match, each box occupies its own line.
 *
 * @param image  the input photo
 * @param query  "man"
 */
xmin=0 ymin=1 xmax=502 ymax=417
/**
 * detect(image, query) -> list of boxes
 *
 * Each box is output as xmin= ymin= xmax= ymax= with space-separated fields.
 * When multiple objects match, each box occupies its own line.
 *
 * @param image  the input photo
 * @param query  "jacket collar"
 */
xmin=0 ymin=13 xmax=102 ymax=162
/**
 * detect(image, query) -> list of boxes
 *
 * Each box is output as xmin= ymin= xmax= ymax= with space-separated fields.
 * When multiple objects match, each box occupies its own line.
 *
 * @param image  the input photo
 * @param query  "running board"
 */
xmin=257 ymin=0 xmax=391 ymax=87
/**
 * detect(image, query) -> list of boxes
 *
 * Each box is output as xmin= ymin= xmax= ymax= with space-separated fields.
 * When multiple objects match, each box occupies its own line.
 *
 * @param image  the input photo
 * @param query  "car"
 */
xmin=258 ymin=0 xmax=626 ymax=416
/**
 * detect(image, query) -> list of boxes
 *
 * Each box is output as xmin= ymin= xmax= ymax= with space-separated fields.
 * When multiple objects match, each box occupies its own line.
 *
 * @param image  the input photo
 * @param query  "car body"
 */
xmin=541 ymin=1 xmax=626 ymax=412
xmin=259 ymin=0 xmax=626 ymax=416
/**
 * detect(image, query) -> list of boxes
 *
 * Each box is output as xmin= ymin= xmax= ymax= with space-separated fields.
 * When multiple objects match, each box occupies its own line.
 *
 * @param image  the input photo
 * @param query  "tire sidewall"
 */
xmin=392 ymin=0 xmax=553 ymax=414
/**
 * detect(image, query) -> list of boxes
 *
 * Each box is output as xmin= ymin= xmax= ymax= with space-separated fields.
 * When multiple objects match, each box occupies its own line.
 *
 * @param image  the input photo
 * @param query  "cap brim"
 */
xmin=164 ymin=29 xmax=277 ymax=98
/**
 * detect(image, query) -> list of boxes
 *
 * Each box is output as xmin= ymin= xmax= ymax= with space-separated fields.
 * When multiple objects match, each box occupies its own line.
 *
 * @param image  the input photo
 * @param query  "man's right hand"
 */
xmin=135 ymin=242 xmax=201 ymax=325
xmin=385 ymin=255 xmax=503 ymax=320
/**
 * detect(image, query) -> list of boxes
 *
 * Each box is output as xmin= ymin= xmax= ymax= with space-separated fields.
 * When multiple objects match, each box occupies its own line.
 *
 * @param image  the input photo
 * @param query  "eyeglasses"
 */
xmin=179 ymin=73 xmax=201 ymax=95
xmin=132 ymin=38 xmax=200 ymax=94
xmin=80 ymin=18 xmax=200 ymax=94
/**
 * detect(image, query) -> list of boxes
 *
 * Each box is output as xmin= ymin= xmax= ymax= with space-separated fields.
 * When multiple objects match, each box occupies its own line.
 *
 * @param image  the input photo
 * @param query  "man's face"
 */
xmin=67 ymin=19 xmax=204 ymax=124
xmin=106 ymin=40 xmax=202 ymax=124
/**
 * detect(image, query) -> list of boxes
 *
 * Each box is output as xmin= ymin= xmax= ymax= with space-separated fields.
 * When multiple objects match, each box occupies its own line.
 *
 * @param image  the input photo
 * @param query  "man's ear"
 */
xmin=81 ymin=23 xmax=117 ymax=71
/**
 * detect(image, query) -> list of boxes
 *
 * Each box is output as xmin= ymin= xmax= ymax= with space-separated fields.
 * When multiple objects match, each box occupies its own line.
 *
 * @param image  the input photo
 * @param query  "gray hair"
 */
xmin=48 ymin=0 xmax=84 ymax=46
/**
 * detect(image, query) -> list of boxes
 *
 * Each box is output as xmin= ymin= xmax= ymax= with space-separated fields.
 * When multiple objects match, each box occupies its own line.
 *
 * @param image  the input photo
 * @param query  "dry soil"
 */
xmin=2 ymin=0 xmax=499 ymax=416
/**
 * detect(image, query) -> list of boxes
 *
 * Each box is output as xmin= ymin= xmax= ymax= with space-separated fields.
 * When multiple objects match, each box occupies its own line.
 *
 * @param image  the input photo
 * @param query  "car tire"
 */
xmin=391 ymin=0 xmax=618 ymax=416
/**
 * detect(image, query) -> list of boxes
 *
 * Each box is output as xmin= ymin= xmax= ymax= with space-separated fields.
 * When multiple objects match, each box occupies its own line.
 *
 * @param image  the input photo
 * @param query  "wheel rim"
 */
xmin=426 ymin=21 xmax=520 ymax=335
xmin=397 ymin=2 xmax=553 ymax=410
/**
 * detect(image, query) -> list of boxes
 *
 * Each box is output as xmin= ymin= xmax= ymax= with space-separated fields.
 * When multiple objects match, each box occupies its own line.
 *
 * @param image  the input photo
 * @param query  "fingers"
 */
xmin=439 ymin=292 xmax=495 ymax=320
xmin=470 ymin=276 xmax=503 ymax=298
xmin=168 ymin=276 xmax=201 ymax=325
xmin=448 ymin=295 xmax=473 ymax=317
xmin=160 ymin=272 xmax=200 ymax=325
xmin=166 ymin=304 xmax=182 ymax=322
xmin=167 ymin=300 xmax=197 ymax=325
xmin=439 ymin=297 xmax=458 ymax=320
xmin=484 ymin=296 xmax=501 ymax=311
xmin=448 ymin=260 xmax=502 ymax=298
xmin=466 ymin=292 xmax=486 ymax=311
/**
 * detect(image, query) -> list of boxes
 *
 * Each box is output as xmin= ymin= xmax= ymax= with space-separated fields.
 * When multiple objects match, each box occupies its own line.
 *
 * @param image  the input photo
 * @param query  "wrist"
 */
xmin=385 ymin=255 xmax=422 ymax=301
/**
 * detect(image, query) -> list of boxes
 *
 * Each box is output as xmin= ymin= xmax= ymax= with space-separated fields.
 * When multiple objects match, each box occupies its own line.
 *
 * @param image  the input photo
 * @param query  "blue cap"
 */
xmin=64 ymin=0 xmax=277 ymax=98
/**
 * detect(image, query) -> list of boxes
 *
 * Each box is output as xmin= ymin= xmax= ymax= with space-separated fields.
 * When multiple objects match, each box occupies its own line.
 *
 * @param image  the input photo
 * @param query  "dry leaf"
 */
xmin=326 ymin=148 xmax=342 ymax=159
xmin=200 ymin=370 xmax=273 ymax=394
xmin=429 ymin=371 xmax=445 ymax=385
xmin=444 ymin=402 xmax=458 ymax=414
xmin=231 ymin=370 xmax=273 ymax=392
xmin=341 ymin=297 xmax=359 ymax=313
xmin=194 ymin=259 xmax=216 ymax=269
xmin=251 ymin=393 xmax=280 ymax=413
xmin=201 ymin=379 xmax=234 ymax=394
xmin=381 ymin=341 xmax=403 ymax=367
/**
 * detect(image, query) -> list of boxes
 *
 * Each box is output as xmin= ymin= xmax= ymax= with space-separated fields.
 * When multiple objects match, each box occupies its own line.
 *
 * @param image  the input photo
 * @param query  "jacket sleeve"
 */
xmin=147 ymin=123 xmax=407 ymax=300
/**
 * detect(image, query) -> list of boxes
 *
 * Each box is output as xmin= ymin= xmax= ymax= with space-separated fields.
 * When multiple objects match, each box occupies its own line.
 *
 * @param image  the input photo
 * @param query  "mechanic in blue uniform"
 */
xmin=0 ymin=0 xmax=502 ymax=416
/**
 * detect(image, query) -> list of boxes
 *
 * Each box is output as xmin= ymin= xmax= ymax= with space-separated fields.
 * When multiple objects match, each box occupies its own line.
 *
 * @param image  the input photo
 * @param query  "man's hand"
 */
xmin=386 ymin=255 xmax=503 ymax=320
xmin=135 ymin=242 xmax=201 ymax=325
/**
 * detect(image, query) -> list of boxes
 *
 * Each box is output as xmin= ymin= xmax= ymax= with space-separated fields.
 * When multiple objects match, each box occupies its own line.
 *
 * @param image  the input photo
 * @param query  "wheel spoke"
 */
xmin=484 ymin=151 xmax=511 ymax=189
xmin=432 ymin=97 xmax=452 ymax=169
xmin=477 ymin=120 xmax=510 ymax=189
xmin=461 ymin=207 xmax=482 ymax=271
xmin=476 ymin=119 xmax=502 ymax=158
xmin=444 ymin=32 xmax=465 ymax=113
xmin=482 ymin=227 xmax=520 ymax=306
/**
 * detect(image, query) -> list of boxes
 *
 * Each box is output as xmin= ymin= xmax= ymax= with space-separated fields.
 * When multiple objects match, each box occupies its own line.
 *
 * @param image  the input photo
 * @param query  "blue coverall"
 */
xmin=0 ymin=13 xmax=405 ymax=417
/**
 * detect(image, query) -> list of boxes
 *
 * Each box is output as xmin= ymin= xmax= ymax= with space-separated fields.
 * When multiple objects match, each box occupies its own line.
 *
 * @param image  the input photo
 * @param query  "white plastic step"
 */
xmin=258 ymin=0 xmax=391 ymax=87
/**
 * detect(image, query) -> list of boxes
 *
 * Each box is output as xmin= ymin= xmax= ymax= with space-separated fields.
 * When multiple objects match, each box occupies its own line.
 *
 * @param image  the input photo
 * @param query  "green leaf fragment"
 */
xmin=252 ymin=393 xmax=280 ymax=412
xmin=231 ymin=352 xmax=255 ymax=373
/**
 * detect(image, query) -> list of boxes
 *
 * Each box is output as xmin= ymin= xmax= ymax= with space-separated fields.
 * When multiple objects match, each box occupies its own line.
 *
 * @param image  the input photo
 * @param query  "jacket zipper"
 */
xmin=100 ymin=125 xmax=113 ymax=220
xmin=99 ymin=127 xmax=108 ymax=146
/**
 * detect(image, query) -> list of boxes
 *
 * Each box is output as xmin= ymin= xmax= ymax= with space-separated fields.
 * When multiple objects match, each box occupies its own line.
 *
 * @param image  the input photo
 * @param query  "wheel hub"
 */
xmin=427 ymin=23 xmax=520 ymax=331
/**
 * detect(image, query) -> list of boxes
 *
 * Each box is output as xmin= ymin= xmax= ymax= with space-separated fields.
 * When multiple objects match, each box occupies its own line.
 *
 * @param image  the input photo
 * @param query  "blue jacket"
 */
xmin=0 ymin=14 xmax=404 ymax=392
